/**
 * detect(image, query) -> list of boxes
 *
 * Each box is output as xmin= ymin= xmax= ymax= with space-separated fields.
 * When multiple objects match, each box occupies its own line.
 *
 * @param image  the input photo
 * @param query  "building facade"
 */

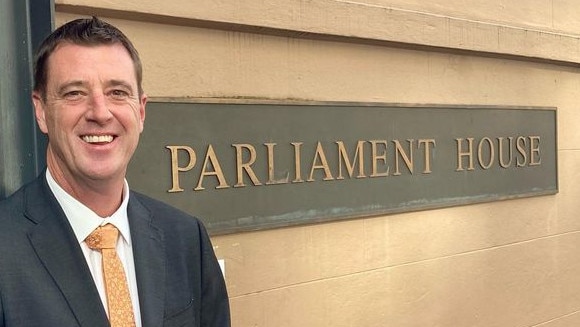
xmin=5 ymin=0 xmax=580 ymax=326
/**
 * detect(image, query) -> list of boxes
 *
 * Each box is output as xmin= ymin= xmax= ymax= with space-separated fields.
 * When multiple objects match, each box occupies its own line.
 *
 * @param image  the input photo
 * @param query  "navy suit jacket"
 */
xmin=0 ymin=174 xmax=230 ymax=326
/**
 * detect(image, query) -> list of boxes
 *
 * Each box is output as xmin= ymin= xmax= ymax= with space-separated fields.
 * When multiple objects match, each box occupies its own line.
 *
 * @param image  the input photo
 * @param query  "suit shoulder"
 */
xmin=0 ymin=180 xmax=43 ymax=236
xmin=130 ymin=191 xmax=203 ymax=226
xmin=0 ymin=183 xmax=28 ymax=219
xmin=0 ymin=174 xmax=51 ymax=217
xmin=129 ymin=191 xmax=216 ymax=251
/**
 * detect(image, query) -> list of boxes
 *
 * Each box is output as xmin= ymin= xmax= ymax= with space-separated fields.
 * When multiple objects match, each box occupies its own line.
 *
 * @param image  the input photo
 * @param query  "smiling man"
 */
xmin=0 ymin=17 xmax=230 ymax=327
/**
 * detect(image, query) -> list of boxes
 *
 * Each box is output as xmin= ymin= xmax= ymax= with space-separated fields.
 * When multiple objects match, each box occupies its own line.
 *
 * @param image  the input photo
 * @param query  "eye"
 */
xmin=63 ymin=90 xmax=85 ymax=101
xmin=109 ymin=89 xmax=130 ymax=100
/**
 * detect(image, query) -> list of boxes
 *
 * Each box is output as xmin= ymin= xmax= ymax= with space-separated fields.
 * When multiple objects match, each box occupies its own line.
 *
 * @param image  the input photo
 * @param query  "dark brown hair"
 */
xmin=33 ymin=16 xmax=143 ymax=99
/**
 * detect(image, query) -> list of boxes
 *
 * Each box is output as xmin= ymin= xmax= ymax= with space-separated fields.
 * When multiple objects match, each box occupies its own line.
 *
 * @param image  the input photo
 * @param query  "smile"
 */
xmin=81 ymin=135 xmax=114 ymax=143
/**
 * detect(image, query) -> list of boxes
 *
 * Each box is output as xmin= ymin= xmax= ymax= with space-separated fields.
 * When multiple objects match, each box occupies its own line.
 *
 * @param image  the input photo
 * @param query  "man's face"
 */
xmin=33 ymin=43 xmax=146 ymax=189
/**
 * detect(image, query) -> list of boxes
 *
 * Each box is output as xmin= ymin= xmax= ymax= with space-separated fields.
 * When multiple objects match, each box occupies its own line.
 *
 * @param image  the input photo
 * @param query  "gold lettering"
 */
xmin=418 ymin=139 xmax=435 ymax=174
xmin=477 ymin=137 xmax=494 ymax=169
xmin=369 ymin=140 xmax=389 ymax=177
xmin=233 ymin=144 xmax=262 ymax=187
xmin=307 ymin=142 xmax=334 ymax=182
xmin=265 ymin=143 xmax=290 ymax=185
xmin=529 ymin=136 xmax=541 ymax=166
xmin=336 ymin=141 xmax=366 ymax=180
xmin=456 ymin=138 xmax=475 ymax=171
xmin=291 ymin=142 xmax=304 ymax=183
xmin=194 ymin=145 xmax=229 ymax=191
xmin=516 ymin=136 xmax=528 ymax=167
xmin=497 ymin=137 xmax=514 ymax=168
xmin=393 ymin=139 xmax=414 ymax=176
xmin=166 ymin=145 xmax=196 ymax=193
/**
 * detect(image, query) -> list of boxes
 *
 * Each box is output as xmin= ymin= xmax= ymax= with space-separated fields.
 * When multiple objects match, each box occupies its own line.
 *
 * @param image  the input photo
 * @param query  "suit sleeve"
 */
xmin=198 ymin=222 xmax=231 ymax=327
xmin=0 ymin=287 xmax=4 ymax=327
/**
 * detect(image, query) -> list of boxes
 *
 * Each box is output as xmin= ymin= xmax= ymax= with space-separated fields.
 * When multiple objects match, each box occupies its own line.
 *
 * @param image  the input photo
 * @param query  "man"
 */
xmin=0 ymin=17 xmax=230 ymax=326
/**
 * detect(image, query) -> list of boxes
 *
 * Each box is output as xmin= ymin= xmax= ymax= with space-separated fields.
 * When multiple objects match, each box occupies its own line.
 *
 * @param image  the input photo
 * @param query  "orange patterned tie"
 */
xmin=86 ymin=224 xmax=136 ymax=327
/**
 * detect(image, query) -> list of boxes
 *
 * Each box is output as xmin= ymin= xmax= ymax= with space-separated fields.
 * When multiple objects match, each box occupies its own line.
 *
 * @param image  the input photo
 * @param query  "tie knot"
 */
xmin=85 ymin=224 xmax=119 ymax=250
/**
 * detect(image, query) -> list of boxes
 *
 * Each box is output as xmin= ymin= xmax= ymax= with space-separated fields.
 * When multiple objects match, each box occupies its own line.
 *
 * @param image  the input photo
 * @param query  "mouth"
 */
xmin=81 ymin=135 xmax=115 ymax=144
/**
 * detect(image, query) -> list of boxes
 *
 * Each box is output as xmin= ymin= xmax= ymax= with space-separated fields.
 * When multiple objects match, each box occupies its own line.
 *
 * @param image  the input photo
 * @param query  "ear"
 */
xmin=138 ymin=93 xmax=147 ymax=133
xmin=32 ymin=91 xmax=49 ymax=134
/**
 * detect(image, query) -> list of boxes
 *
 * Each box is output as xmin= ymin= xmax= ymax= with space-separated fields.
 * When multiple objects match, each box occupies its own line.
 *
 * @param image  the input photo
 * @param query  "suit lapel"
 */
xmin=128 ymin=194 xmax=166 ymax=327
xmin=25 ymin=176 xmax=109 ymax=326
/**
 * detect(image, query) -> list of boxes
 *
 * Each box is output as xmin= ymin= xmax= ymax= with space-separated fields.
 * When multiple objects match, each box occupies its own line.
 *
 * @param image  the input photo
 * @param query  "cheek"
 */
xmin=129 ymin=105 xmax=145 ymax=132
xmin=43 ymin=111 xmax=60 ymax=135
xmin=46 ymin=112 xmax=67 ymax=134
xmin=46 ymin=111 xmax=80 ymax=143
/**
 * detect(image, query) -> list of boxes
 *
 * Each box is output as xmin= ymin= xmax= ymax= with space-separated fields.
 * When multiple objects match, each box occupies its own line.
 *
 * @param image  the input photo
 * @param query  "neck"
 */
xmin=47 ymin=163 xmax=125 ymax=218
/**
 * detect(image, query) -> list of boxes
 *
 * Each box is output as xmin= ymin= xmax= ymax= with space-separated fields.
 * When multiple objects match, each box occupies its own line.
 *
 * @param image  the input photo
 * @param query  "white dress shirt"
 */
xmin=46 ymin=170 xmax=142 ymax=327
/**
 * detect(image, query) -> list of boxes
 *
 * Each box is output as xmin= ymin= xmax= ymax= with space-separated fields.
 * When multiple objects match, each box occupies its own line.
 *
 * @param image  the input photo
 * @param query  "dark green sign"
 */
xmin=127 ymin=102 xmax=557 ymax=235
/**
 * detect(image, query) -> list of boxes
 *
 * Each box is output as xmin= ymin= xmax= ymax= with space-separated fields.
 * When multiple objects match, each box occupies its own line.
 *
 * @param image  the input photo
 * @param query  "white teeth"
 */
xmin=82 ymin=135 xmax=114 ymax=143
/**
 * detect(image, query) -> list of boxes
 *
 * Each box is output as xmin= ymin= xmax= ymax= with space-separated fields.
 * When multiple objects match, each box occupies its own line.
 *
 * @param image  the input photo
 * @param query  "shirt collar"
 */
xmin=45 ymin=169 xmax=132 ymax=246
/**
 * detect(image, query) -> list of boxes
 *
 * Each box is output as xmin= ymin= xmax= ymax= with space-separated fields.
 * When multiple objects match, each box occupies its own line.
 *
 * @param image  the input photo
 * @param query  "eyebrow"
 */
xmin=107 ymin=79 xmax=134 ymax=91
xmin=56 ymin=80 xmax=87 ymax=95
xmin=55 ymin=79 xmax=135 ymax=95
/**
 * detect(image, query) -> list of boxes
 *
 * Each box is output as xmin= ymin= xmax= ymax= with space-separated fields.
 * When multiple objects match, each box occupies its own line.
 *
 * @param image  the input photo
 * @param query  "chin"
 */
xmin=82 ymin=166 xmax=124 ymax=181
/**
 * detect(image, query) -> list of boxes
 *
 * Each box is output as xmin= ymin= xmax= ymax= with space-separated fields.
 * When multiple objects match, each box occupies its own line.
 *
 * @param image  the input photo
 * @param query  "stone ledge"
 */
xmin=56 ymin=0 xmax=580 ymax=66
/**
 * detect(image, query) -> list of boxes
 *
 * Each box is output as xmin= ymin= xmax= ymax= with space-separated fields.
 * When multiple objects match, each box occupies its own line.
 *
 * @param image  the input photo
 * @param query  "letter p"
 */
xmin=166 ymin=145 xmax=196 ymax=192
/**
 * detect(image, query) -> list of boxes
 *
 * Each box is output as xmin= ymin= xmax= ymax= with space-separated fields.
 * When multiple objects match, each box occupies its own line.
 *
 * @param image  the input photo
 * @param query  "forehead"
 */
xmin=46 ymin=43 xmax=137 ymax=85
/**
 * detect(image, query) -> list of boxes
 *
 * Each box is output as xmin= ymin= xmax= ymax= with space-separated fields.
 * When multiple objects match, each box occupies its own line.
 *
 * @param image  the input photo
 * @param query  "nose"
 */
xmin=86 ymin=92 xmax=113 ymax=124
